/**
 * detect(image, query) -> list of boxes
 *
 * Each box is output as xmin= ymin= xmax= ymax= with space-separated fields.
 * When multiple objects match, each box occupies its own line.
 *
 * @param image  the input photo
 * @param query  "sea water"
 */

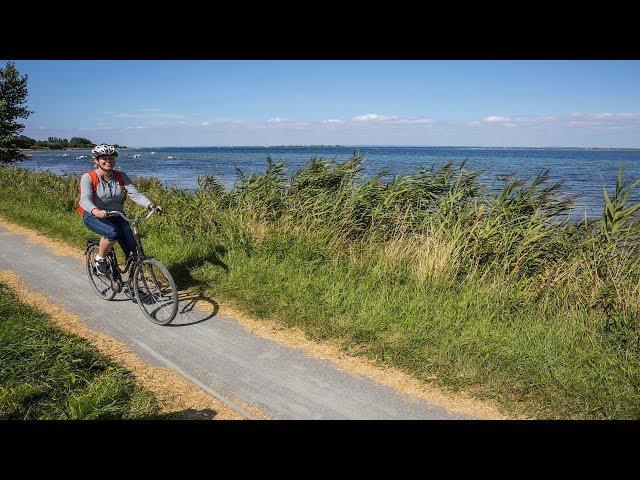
xmin=19 ymin=146 xmax=640 ymax=218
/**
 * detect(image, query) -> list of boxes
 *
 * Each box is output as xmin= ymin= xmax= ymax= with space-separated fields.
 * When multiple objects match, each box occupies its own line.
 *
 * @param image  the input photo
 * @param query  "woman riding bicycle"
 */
xmin=78 ymin=144 xmax=163 ymax=275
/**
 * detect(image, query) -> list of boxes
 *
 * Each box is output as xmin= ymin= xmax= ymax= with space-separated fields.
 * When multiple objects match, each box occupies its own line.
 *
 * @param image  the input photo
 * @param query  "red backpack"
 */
xmin=76 ymin=170 xmax=127 ymax=215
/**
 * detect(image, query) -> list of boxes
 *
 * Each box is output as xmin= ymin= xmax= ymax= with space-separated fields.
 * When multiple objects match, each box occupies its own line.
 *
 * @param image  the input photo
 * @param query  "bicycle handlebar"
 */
xmin=106 ymin=207 xmax=159 ymax=224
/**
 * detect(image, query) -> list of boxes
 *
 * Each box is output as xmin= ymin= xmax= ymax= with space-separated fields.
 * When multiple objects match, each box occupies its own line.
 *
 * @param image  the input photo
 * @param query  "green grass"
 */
xmin=0 ymin=282 xmax=159 ymax=419
xmin=1 ymin=152 xmax=639 ymax=419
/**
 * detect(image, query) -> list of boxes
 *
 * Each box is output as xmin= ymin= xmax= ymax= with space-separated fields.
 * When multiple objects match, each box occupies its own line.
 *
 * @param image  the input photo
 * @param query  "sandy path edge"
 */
xmin=0 ymin=215 xmax=514 ymax=420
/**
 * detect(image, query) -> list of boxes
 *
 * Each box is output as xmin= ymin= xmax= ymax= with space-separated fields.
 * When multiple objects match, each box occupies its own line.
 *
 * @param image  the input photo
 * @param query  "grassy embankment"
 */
xmin=1 ymin=151 xmax=639 ymax=419
xmin=0 ymin=282 xmax=159 ymax=419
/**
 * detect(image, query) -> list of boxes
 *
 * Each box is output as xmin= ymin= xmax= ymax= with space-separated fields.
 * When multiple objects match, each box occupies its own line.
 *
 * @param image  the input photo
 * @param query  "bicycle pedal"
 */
xmin=93 ymin=266 xmax=106 ymax=277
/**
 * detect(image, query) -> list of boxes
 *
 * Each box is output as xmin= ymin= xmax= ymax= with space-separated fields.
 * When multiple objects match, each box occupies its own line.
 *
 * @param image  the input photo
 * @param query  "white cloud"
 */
xmin=391 ymin=117 xmax=435 ymax=125
xmin=349 ymin=114 xmax=435 ymax=126
xmin=563 ymin=112 xmax=640 ymax=128
xmin=267 ymin=117 xmax=288 ymax=123
xmin=616 ymin=112 xmax=640 ymax=119
xmin=31 ymin=110 xmax=640 ymax=147
xmin=213 ymin=118 xmax=244 ymax=124
xmin=323 ymin=118 xmax=345 ymax=124
xmin=467 ymin=112 xmax=640 ymax=131
xmin=406 ymin=118 xmax=435 ymax=124
xmin=593 ymin=112 xmax=640 ymax=121
xmin=352 ymin=113 xmax=391 ymax=122
xmin=483 ymin=115 xmax=511 ymax=123
xmin=513 ymin=115 xmax=556 ymax=123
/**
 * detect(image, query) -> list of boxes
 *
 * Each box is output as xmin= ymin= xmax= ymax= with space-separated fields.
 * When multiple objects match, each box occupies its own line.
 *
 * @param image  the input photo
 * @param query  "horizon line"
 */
xmin=119 ymin=144 xmax=640 ymax=150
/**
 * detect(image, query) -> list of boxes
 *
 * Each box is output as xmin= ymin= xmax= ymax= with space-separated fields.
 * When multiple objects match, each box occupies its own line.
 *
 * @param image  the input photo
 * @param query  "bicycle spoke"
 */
xmin=140 ymin=267 xmax=162 ymax=301
xmin=133 ymin=259 xmax=178 ymax=325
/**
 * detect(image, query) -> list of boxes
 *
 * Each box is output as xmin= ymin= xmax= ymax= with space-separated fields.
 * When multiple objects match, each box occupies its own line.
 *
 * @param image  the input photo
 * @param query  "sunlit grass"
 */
xmin=0 ymin=283 xmax=158 ymax=419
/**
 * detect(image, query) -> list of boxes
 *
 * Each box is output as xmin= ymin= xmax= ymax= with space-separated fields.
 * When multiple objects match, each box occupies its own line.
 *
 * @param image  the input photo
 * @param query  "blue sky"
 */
xmin=9 ymin=60 xmax=640 ymax=147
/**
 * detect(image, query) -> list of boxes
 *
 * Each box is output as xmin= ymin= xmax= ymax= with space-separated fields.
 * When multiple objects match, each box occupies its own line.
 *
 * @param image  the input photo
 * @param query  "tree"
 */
xmin=0 ymin=61 xmax=33 ymax=164
xmin=69 ymin=137 xmax=95 ymax=148
xmin=15 ymin=135 xmax=35 ymax=148
xmin=46 ymin=136 xmax=68 ymax=149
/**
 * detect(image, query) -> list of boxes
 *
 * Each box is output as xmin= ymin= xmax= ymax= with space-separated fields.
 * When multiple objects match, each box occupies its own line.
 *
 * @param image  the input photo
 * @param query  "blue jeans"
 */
xmin=83 ymin=212 xmax=136 ymax=259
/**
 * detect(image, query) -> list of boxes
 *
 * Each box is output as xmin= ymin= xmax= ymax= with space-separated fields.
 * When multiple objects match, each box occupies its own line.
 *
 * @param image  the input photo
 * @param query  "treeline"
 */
xmin=17 ymin=136 xmax=126 ymax=150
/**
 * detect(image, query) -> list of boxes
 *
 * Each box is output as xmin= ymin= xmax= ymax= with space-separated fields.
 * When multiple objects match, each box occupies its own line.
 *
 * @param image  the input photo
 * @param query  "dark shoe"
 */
xmin=95 ymin=259 xmax=109 ymax=275
xmin=123 ymin=284 xmax=135 ymax=299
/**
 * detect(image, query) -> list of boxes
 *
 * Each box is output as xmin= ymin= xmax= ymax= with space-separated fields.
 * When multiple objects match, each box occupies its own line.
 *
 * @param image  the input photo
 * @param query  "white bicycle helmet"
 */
xmin=91 ymin=144 xmax=119 ymax=158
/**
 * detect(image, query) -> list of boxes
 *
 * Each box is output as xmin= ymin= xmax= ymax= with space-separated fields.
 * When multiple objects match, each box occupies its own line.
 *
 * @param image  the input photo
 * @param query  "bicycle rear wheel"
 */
xmin=85 ymin=242 xmax=116 ymax=300
xmin=132 ymin=258 xmax=178 ymax=325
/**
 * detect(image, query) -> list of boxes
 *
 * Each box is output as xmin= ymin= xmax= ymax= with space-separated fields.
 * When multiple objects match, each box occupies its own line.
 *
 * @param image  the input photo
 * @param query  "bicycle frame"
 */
xmin=102 ymin=208 xmax=159 ymax=282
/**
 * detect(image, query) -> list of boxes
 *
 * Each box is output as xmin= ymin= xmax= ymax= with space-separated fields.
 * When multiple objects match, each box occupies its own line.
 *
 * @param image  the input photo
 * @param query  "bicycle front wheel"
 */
xmin=132 ymin=258 xmax=178 ymax=325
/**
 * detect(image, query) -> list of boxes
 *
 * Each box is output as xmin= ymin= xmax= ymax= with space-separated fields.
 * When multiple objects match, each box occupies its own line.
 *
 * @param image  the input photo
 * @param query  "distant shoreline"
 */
xmin=32 ymin=145 xmax=637 ymax=151
xmin=20 ymin=147 xmax=128 ymax=152
xmin=20 ymin=148 xmax=91 ymax=151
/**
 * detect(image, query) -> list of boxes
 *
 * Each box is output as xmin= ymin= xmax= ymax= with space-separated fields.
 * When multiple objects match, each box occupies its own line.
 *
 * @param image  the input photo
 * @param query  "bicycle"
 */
xmin=84 ymin=207 xmax=179 ymax=325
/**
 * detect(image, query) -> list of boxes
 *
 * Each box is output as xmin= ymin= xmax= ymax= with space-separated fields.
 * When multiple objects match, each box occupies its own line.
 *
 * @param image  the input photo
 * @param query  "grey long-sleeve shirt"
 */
xmin=79 ymin=171 xmax=153 ymax=214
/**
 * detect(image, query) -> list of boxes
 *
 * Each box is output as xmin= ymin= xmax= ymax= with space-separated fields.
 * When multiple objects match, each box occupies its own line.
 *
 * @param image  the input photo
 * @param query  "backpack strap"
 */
xmin=88 ymin=170 xmax=99 ymax=190
xmin=112 ymin=170 xmax=127 ymax=202
xmin=76 ymin=170 xmax=100 ymax=216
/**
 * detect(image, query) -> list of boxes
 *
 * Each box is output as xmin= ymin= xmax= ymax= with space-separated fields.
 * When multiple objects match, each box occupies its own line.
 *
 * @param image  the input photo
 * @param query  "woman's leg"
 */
xmin=98 ymin=238 xmax=117 ymax=258
xmin=112 ymin=217 xmax=137 ymax=259
xmin=83 ymin=213 xmax=119 ymax=257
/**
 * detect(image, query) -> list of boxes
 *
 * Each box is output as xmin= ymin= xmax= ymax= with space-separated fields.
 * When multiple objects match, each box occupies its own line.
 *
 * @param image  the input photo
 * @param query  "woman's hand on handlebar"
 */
xmin=92 ymin=208 xmax=109 ymax=218
xmin=148 ymin=203 xmax=164 ymax=214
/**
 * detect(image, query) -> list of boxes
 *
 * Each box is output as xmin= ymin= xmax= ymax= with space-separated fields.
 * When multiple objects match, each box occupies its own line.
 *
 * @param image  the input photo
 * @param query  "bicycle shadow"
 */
xmin=170 ymin=244 xmax=229 ymax=292
xmin=152 ymin=246 xmax=228 ymax=326
xmin=108 ymin=245 xmax=228 ymax=325
xmin=168 ymin=291 xmax=220 ymax=327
